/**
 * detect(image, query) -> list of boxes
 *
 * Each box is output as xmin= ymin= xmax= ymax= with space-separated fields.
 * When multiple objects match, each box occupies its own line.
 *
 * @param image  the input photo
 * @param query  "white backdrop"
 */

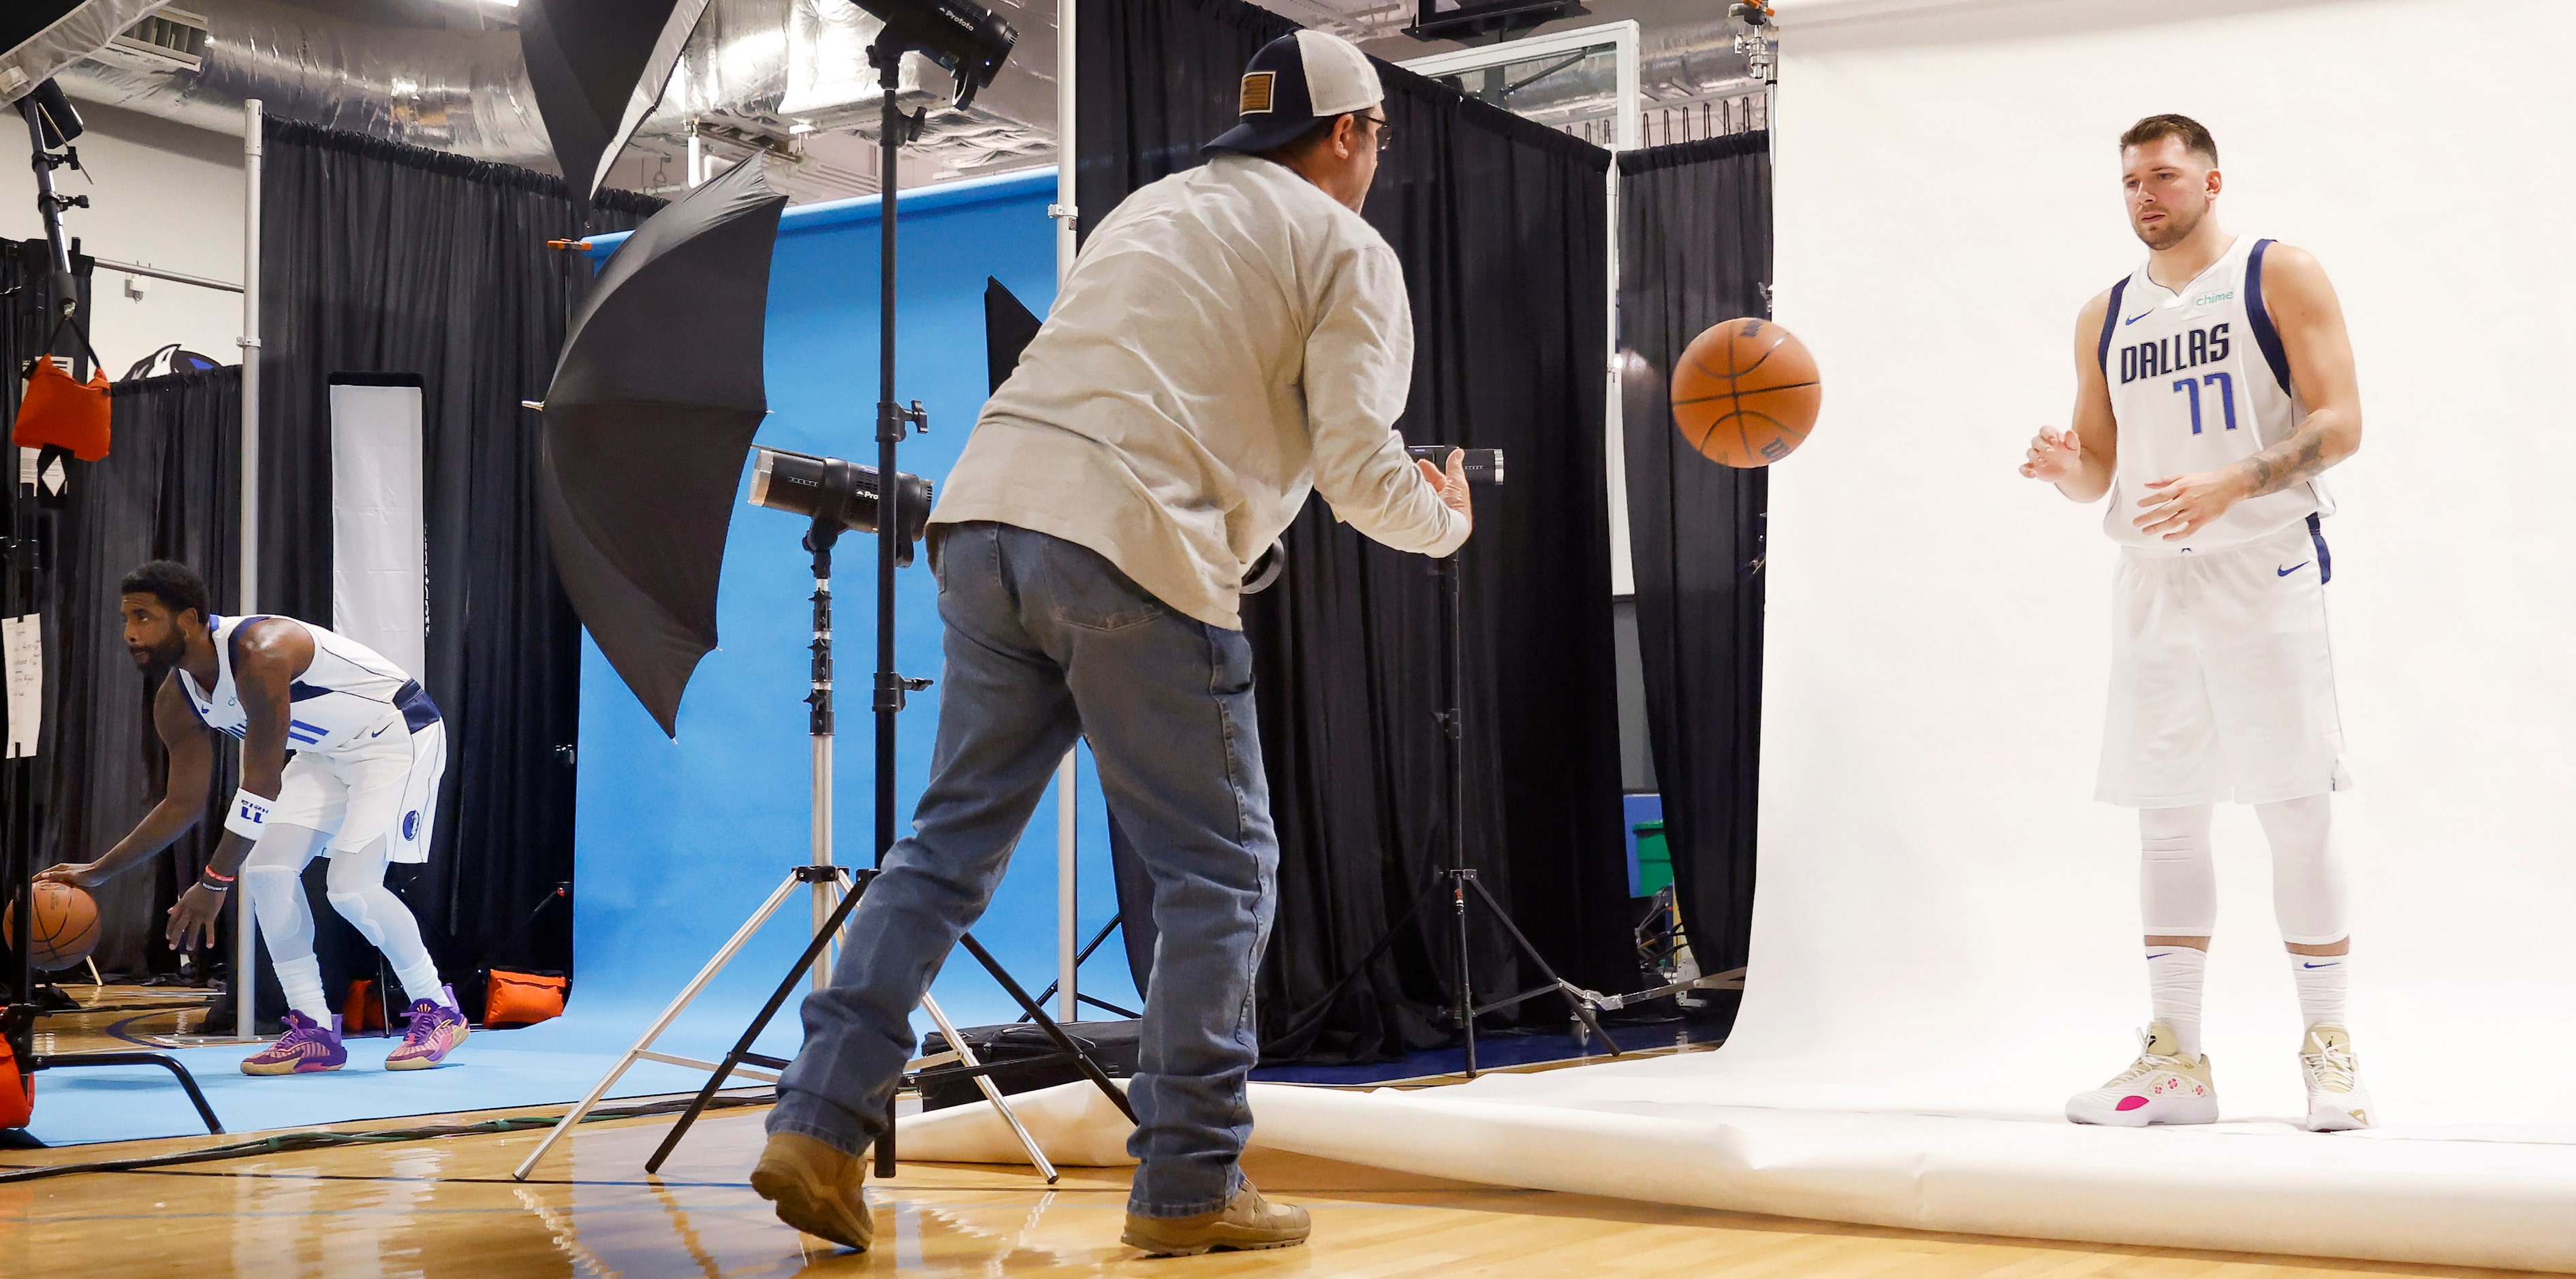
xmin=905 ymin=4 xmax=2576 ymax=1259
xmin=1735 ymin=0 xmax=2576 ymax=1124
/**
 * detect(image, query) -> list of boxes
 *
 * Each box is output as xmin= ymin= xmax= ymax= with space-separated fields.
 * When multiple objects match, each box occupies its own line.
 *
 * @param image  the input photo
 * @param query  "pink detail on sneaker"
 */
xmin=2115 ymin=1096 xmax=2150 ymax=1111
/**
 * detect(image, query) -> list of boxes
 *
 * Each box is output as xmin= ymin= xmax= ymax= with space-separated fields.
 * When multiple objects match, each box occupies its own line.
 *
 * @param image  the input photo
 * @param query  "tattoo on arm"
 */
xmin=2237 ymin=421 xmax=2333 ymax=499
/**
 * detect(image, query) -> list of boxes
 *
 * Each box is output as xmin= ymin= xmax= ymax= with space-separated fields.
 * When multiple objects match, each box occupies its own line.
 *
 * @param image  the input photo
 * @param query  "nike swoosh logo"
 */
xmin=2302 ymin=962 xmax=2338 ymax=969
xmin=2123 ymin=311 xmax=2152 ymax=326
xmin=2278 ymin=562 xmax=2310 ymax=577
xmin=371 ymin=725 xmax=392 ymax=738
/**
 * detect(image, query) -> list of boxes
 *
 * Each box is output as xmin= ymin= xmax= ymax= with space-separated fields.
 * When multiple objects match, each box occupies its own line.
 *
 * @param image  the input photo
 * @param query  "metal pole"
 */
xmin=1444 ymin=553 xmax=1474 ymax=1077
xmin=1056 ymin=750 xmax=1078 ymax=1022
xmin=1053 ymin=0 xmax=1078 ymax=277
xmin=812 ymin=558 xmax=836 ymax=992
xmin=235 ymin=97 xmax=264 ymax=1041
xmin=874 ymin=51 xmax=901 ymax=874
xmin=1052 ymin=0 xmax=1084 ymax=1030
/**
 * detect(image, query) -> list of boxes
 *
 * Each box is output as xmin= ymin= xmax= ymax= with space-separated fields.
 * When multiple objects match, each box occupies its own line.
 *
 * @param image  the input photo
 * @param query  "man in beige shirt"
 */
xmin=754 ymin=30 xmax=1472 ymax=1258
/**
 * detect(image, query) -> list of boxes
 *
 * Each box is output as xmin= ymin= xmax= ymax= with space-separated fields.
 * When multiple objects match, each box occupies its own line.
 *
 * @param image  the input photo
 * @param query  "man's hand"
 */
xmin=1417 ymin=453 xmax=1472 ymax=535
xmin=2019 ymin=426 xmax=2084 ymax=484
xmin=166 ymin=884 xmax=225 ymax=952
xmin=35 ymin=862 xmax=107 ymax=889
xmin=2134 ymin=470 xmax=2245 ymax=541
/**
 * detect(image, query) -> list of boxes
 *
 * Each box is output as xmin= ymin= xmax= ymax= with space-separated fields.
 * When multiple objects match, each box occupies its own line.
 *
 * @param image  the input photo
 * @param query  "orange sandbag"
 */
xmin=484 ymin=970 xmax=567 ymax=1028
xmin=12 ymin=355 xmax=111 ymax=460
xmin=0 ymin=1032 xmax=31 ymax=1130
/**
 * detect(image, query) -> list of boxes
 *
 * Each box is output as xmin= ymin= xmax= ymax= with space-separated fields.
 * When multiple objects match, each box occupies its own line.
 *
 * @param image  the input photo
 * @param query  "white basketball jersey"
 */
xmin=178 ymin=614 xmax=439 ymax=755
xmin=2100 ymin=236 xmax=2329 ymax=552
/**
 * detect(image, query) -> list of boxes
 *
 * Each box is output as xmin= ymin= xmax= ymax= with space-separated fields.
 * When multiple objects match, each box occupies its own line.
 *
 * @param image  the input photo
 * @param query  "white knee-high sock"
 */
xmin=242 ymin=824 xmax=332 ymax=1023
xmin=324 ymin=838 xmax=455 ymax=1011
xmin=2292 ymin=953 xmax=2350 ymax=1030
xmin=2147 ymin=945 xmax=2208 ymax=1058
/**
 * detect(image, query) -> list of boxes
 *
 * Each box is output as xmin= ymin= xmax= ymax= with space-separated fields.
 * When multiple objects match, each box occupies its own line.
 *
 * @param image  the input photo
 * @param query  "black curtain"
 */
xmin=257 ymin=119 xmax=660 ymax=983
xmin=1617 ymin=133 xmax=1772 ymax=981
xmin=31 ymin=370 xmax=245 ymax=978
xmin=1080 ymin=0 xmax=1629 ymax=1063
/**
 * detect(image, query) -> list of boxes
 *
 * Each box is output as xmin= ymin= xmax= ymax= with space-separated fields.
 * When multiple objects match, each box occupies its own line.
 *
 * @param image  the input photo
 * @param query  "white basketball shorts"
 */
xmin=270 ymin=710 xmax=447 ymax=864
xmin=2096 ymin=518 xmax=2351 ymax=808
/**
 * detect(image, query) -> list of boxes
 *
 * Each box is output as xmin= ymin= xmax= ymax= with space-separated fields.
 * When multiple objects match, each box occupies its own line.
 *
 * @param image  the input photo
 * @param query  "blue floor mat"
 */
xmin=23 ymin=1005 xmax=801 ymax=1148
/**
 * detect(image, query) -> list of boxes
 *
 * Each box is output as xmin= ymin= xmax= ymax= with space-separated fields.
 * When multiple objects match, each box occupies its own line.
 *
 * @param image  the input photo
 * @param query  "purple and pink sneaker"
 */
xmin=240 ymin=1009 xmax=347 ymax=1075
xmin=386 ymin=999 xmax=469 ymax=1071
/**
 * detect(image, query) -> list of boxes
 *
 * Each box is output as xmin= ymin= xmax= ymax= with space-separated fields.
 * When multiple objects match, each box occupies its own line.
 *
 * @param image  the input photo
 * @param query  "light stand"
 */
xmin=3 ymin=90 xmax=223 ymax=1141
xmin=1426 ymin=542 xmax=1619 ymax=1076
xmin=1259 ymin=453 xmax=1623 ymax=1078
xmin=517 ymin=40 xmax=1133 ymax=1184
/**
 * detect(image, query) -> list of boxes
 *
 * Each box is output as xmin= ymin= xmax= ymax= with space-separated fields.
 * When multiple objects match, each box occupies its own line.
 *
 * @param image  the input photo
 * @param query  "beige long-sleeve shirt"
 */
xmin=928 ymin=153 xmax=1468 ymax=631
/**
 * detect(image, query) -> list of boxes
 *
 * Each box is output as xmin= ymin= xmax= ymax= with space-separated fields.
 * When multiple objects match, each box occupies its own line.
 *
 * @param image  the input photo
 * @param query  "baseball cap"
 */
xmin=1205 ymin=31 xmax=1385 ymax=156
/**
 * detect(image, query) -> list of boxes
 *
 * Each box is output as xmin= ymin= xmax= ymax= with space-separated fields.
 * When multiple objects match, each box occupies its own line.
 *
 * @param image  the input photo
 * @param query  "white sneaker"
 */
xmin=2299 ymin=1024 xmax=2374 ymax=1131
xmin=2066 ymin=1022 xmax=2219 ymax=1127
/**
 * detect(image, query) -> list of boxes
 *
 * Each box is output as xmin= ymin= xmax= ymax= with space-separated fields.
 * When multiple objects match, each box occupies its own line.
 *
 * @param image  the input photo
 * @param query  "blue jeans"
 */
xmin=769 ymin=521 xmax=1279 ymax=1218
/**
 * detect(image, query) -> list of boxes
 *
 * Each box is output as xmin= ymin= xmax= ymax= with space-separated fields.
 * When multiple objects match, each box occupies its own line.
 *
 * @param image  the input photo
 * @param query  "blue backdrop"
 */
xmin=569 ymin=170 xmax=1140 ymax=1056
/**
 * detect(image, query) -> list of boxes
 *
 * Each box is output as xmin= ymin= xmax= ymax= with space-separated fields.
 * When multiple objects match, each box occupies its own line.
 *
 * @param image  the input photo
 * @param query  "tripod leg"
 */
xmin=955 ymin=932 xmax=1136 ymax=1122
xmin=644 ymin=870 xmax=875 ymax=1174
xmin=514 ymin=868 xmax=811 ymax=1181
xmin=919 ymin=992 xmax=1057 ymax=1182
xmin=1462 ymin=874 xmax=1624 ymax=1058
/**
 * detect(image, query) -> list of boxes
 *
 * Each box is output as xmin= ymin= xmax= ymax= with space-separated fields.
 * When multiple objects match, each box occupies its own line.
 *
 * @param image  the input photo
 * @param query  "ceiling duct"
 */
xmin=52 ymin=0 xmax=1060 ymax=198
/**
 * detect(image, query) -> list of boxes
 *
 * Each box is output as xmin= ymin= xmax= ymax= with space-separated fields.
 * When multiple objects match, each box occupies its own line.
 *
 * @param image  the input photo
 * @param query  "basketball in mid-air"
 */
xmin=1671 ymin=317 xmax=1821 ymax=468
xmin=5 ymin=881 xmax=101 ymax=971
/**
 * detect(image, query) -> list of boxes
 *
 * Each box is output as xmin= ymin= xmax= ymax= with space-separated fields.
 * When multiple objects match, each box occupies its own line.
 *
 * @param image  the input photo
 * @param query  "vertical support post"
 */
xmin=1604 ymin=28 xmax=1640 ymax=598
xmin=1053 ymin=0 xmax=1084 ymax=1030
xmin=1056 ymin=750 xmax=1078 ymax=1023
xmin=236 ymin=97 xmax=264 ymax=1041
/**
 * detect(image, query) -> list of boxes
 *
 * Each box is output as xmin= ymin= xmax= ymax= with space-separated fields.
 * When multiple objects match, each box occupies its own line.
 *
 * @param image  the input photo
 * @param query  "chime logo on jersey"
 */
xmin=2120 ymin=322 xmax=2231 ymax=385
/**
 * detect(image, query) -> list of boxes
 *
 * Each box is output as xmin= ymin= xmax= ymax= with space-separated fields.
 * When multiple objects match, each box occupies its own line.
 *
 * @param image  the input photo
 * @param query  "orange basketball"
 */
xmin=1671 ymin=317 xmax=1822 ymax=468
xmin=5 ymin=881 xmax=102 ymax=971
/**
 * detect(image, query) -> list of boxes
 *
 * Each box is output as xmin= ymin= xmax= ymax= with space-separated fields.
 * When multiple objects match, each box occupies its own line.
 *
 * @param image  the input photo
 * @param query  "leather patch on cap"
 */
xmin=1240 ymin=71 xmax=1276 ymax=114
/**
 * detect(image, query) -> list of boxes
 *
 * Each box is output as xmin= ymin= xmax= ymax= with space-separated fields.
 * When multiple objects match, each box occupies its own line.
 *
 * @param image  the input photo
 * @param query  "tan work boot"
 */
xmin=1122 ymin=1183 xmax=1311 ymax=1257
xmin=750 ymin=1131 xmax=873 ymax=1250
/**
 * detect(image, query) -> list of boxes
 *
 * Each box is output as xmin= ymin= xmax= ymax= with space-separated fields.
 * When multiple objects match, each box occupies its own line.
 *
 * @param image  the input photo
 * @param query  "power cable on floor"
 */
xmin=0 ymin=1092 xmax=771 ymax=1185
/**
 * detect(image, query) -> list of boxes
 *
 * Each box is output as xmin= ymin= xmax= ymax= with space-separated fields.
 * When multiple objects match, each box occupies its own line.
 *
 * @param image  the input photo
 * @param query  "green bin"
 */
xmin=1633 ymin=819 xmax=1672 ymax=896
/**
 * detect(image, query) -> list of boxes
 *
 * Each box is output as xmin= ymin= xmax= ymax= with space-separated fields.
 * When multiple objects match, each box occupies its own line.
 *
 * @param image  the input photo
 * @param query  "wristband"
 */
xmin=225 ymin=788 xmax=275 ymax=840
xmin=201 ymin=867 xmax=234 ymax=884
xmin=198 ymin=876 xmax=230 ymax=894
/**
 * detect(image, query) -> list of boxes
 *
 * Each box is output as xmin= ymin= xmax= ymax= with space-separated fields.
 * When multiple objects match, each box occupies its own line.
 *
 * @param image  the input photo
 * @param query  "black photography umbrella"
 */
xmin=537 ymin=156 xmax=788 ymax=738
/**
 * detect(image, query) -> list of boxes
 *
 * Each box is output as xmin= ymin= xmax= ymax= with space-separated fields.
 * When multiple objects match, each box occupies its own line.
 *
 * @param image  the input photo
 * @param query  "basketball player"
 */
xmin=2019 ymin=115 xmax=2370 ymax=1131
xmin=37 ymin=560 xmax=467 ymax=1075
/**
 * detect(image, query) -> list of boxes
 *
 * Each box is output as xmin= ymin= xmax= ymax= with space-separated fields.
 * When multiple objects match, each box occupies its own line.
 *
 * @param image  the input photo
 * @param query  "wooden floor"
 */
xmin=0 ymin=1098 xmax=2541 ymax=1278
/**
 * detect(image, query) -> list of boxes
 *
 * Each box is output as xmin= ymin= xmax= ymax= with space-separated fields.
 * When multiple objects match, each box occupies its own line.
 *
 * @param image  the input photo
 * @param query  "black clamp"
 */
xmin=875 ymin=672 xmax=934 ymax=713
xmin=877 ymin=398 xmax=928 ymax=443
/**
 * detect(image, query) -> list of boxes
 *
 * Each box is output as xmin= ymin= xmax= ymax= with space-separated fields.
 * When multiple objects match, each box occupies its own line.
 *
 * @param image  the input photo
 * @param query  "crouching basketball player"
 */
xmin=38 ymin=560 xmax=467 ymax=1074
xmin=2020 ymin=115 xmax=2370 ymax=1131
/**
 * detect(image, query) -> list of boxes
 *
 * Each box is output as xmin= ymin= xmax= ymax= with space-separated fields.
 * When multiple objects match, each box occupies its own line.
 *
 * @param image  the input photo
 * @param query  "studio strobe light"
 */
xmin=747 ymin=447 xmax=932 ymax=566
xmin=855 ymin=0 xmax=1018 ymax=108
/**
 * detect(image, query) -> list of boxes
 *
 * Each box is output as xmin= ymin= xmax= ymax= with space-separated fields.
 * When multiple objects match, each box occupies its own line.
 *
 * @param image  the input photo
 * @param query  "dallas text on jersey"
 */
xmin=2118 ymin=322 xmax=2231 ymax=386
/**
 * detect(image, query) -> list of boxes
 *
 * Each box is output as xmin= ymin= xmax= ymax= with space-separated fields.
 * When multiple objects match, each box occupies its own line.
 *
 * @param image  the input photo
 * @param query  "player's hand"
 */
xmin=2134 ymin=470 xmax=2244 ymax=541
xmin=2019 ymin=426 xmax=2083 ymax=483
xmin=1418 ymin=454 xmax=1473 ymax=537
xmin=35 ymin=861 xmax=106 ymax=889
xmin=166 ymin=884 xmax=225 ymax=952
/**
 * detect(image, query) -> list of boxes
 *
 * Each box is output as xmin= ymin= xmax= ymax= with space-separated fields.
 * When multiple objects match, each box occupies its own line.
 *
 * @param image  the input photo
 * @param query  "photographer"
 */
xmin=749 ymin=29 xmax=1469 ymax=1259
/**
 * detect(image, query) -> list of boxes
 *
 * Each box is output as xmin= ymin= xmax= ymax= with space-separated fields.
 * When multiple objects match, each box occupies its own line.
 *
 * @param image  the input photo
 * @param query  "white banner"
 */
xmin=328 ymin=377 xmax=428 ymax=678
xmin=3 ymin=613 xmax=40 ymax=759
